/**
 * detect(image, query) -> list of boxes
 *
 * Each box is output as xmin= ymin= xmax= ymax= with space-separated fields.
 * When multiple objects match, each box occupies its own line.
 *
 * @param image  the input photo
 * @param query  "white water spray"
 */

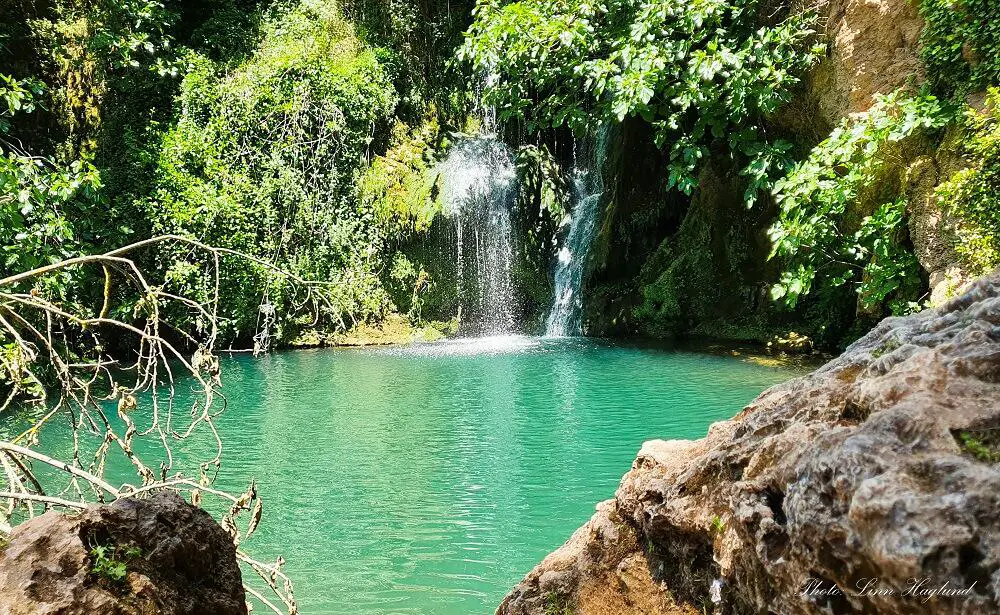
xmin=545 ymin=126 xmax=610 ymax=337
xmin=436 ymin=136 xmax=520 ymax=336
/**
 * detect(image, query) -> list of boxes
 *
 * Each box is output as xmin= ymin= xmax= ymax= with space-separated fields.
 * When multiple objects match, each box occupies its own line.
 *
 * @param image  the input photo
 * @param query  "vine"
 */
xmin=917 ymin=0 xmax=1000 ymax=97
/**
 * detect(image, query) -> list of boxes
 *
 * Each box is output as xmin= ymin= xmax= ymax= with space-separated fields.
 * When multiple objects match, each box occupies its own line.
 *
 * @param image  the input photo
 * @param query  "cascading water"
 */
xmin=430 ymin=65 xmax=524 ymax=337
xmin=436 ymin=136 xmax=520 ymax=336
xmin=545 ymin=126 xmax=610 ymax=337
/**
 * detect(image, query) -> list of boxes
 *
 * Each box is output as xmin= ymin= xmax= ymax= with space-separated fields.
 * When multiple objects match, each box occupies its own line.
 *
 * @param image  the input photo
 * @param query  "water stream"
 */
xmin=436 ymin=137 xmax=520 ymax=335
xmin=545 ymin=126 xmax=610 ymax=337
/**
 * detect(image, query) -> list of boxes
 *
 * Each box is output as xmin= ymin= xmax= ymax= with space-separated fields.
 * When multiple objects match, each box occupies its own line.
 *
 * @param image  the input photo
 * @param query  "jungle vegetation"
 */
xmin=0 ymin=0 xmax=997 ymax=611
xmin=1 ymin=0 xmax=997 ymax=356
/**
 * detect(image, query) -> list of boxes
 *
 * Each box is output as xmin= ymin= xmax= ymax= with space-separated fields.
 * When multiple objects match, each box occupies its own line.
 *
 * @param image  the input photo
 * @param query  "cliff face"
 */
xmin=498 ymin=271 xmax=1000 ymax=614
xmin=585 ymin=0 xmax=970 ymax=345
xmin=0 ymin=493 xmax=247 ymax=615
xmin=807 ymin=0 xmax=925 ymax=127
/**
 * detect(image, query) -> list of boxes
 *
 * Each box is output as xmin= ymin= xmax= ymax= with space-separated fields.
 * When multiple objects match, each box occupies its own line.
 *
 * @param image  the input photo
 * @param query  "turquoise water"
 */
xmin=11 ymin=337 xmax=810 ymax=614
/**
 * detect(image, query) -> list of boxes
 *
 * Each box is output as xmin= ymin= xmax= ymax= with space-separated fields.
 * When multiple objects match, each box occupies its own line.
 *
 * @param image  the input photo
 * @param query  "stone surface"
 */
xmin=498 ymin=271 xmax=1000 ymax=614
xmin=809 ymin=0 xmax=925 ymax=125
xmin=0 ymin=492 xmax=247 ymax=615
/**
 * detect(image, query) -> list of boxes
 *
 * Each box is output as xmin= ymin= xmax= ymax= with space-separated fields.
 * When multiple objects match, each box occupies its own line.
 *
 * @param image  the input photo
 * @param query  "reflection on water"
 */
xmin=16 ymin=338 xmax=812 ymax=614
xmin=377 ymin=335 xmax=543 ymax=358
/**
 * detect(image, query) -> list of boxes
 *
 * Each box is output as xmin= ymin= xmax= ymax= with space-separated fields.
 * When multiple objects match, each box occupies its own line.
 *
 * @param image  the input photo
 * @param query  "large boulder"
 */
xmin=499 ymin=271 xmax=1000 ymax=614
xmin=0 ymin=492 xmax=247 ymax=615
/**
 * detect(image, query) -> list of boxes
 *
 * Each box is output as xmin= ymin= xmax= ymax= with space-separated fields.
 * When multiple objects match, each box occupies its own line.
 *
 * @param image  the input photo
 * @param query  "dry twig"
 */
xmin=0 ymin=235 xmax=326 ymax=614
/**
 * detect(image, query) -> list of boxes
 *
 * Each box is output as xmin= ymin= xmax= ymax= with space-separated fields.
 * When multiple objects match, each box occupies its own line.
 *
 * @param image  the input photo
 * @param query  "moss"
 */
xmin=633 ymin=219 xmax=718 ymax=337
xmin=871 ymin=336 xmax=902 ymax=358
xmin=955 ymin=430 xmax=1000 ymax=463
xmin=937 ymin=89 xmax=1000 ymax=276
xmin=544 ymin=591 xmax=575 ymax=615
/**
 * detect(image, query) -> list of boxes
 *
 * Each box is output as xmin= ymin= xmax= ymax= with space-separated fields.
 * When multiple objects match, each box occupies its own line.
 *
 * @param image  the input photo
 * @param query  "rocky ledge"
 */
xmin=499 ymin=272 xmax=1000 ymax=615
xmin=0 ymin=492 xmax=247 ymax=615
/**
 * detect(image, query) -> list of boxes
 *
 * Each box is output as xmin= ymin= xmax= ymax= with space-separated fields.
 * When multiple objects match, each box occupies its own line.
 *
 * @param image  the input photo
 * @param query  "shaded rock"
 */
xmin=499 ymin=271 xmax=1000 ymax=614
xmin=0 ymin=492 xmax=247 ymax=615
xmin=903 ymin=152 xmax=970 ymax=304
xmin=498 ymin=499 xmax=699 ymax=615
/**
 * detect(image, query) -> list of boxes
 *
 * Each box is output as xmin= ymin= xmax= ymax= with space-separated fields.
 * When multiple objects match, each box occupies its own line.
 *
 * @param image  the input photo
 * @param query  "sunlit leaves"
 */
xmin=80 ymin=0 xmax=178 ymax=73
xmin=1 ymin=77 xmax=104 ymax=274
xmin=768 ymin=90 xmax=953 ymax=311
xmin=145 ymin=4 xmax=400 ymax=339
xmin=459 ymin=0 xmax=821 ymax=196
xmin=918 ymin=0 xmax=1000 ymax=96
xmin=935 ymin=87 xmax=1000 ymax=276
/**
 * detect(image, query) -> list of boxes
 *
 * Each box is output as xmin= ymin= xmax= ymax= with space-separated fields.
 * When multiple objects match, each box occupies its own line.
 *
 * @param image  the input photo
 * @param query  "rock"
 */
xmin=498 ymin=271 xmax=1000 ymax=614
xmin=0 ymin=492 xmax=247 ymax=615
xmin=809 ymin=0 xmax=925 ymax=126
xmin=767 ymin=331 xmax=814 ymax=354
xmin=903 ymin=152 xmax=970 ymax=304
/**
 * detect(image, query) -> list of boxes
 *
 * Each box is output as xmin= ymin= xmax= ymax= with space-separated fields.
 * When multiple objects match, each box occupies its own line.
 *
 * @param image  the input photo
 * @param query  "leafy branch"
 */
xmin=768 ymin=90 xmax=953 ymax=312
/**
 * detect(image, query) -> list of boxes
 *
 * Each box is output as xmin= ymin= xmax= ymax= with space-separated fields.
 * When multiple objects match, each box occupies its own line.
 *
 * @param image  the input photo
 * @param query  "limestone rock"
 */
xmin=0 ymin=492 xmax=247 ymax=615
xmin=809 ymin=0 xmax=925 ymax=126
xmin=498 ymin=271 xmax=1000 ymax=614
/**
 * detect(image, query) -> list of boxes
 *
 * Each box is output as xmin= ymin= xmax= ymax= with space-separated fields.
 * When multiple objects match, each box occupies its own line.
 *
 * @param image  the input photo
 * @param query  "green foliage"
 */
xmin=145 ymin=1 xmax=402 ymax=340
xmin=342 ymin=0 xmax=474 ymax=122
xmin=543 ymin=591 xmax=574 ymax=615
xmin=0 ymin=342 xmax=45 ymax=399
xmin=918 ymin=0 xmax=1000 ymax=96
xmin=768 ymin=91 xmax=952 ymax=313
xmin=459 ymin=0 xmax=822 ymax=196
xmin=0 ymin=74 xmax=43 ymax=133
xmin=957 ymin=431 xmax=1000 ymax=463
xmin=515 ymin=143 xmax=569 ymax=221
xmin=71 ymin=0 xmax=178 ymax=73
xmin=1 ymin=0 xmax=475 ymax=348
xmin=709 ymin=514 xmax=726 ymax=534
xmin=88 ymin=542 xmax=142 ymax=586
xmin=359 ymin=116 xmax=443 ymax=233
xmin=936 ymin=88 xmax=1000 ymax=276
xmin=1 ymin=73 xmax=105 ymax=274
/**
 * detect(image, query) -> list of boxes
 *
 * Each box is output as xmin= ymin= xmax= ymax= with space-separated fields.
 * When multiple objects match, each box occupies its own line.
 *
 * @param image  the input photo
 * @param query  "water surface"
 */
xmin=17 ymin=337 xmax=810 ymax=614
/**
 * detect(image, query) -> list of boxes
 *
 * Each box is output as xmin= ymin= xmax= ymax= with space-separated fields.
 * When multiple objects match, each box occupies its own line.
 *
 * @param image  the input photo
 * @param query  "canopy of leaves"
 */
xmin=459 ymin=0 xmax=823 ymax=195
xmin=145 ymin=1 xmax=402 ymax=340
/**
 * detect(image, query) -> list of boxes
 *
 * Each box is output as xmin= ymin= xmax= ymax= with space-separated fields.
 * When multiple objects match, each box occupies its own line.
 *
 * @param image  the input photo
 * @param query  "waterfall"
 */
xmin=544 ymin=126 xmax=609 ymax=337
xmin=436 ymin=136 xmax=520 ymax=336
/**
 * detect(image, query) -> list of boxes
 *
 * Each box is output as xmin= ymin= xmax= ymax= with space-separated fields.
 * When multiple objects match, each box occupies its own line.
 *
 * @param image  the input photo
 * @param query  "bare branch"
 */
xmin=0 ymin=236 xmax=310 ymax=614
